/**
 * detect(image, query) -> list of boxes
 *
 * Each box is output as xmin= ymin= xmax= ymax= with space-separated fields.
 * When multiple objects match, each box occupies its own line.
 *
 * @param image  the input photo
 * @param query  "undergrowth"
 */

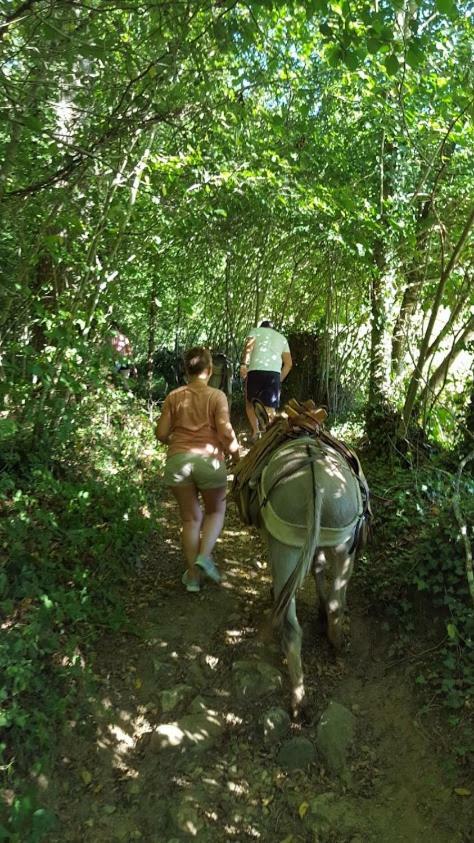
xmin=357 ymin=451 xmax=474 ymax=766
xmin=0 ymin=387 xmax=160 ymax=842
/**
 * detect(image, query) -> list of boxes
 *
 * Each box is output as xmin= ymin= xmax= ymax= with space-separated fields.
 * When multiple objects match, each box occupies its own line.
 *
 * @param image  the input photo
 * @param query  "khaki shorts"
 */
xmin=163 ymin=452 xmax=227 ymax=489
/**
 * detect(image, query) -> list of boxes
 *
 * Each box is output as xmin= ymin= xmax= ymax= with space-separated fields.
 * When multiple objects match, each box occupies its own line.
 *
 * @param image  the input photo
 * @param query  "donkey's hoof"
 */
xmin=291 ymin=685 xmax=311 ymax=723
xmin=291 ymin=698 xmax=311 ymax=724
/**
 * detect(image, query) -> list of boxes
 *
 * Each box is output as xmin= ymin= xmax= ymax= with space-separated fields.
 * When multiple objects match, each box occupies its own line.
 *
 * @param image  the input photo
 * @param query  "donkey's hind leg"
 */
xmin=268 ymin=537 xmax=305 ymax=718
xmin=321 ymin=542 xmax=355 ymax=651
xmin=313 ymin=548 xmax=328 ymax=631
xmin=282 ymin=597 xmax=305 ymax=717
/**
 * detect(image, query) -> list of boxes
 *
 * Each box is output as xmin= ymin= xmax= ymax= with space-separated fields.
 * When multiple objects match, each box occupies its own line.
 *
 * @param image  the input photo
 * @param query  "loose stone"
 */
xmin=277 ymin=737 xmax=316 ymax=770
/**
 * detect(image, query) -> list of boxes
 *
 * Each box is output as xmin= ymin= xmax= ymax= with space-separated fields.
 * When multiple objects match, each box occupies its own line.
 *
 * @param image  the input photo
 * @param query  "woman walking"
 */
xmin=156 ymin=347 xmax=240 ymax=592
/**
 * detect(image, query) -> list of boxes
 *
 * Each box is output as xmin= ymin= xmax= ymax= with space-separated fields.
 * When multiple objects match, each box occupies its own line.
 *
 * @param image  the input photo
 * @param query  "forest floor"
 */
xmin=44 ymin=472 xmax=473 ymax=843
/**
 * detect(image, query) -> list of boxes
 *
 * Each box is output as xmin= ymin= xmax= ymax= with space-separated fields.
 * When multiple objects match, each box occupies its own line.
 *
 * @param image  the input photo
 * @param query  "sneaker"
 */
xmin=181 ymin=570 xmax=200 ymax=593
xmin=195 ymin=555 xmax=221 ymax=583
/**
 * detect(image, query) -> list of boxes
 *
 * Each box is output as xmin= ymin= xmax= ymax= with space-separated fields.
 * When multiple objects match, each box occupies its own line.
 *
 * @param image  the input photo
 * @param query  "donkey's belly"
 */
xmin=259 ymin=439 xmax=362 ymax=548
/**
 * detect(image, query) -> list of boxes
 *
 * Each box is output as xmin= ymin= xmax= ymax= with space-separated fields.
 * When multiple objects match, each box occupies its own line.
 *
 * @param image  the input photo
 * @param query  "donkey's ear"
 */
xmin=253 ymin=399 xmax=270 ymax=431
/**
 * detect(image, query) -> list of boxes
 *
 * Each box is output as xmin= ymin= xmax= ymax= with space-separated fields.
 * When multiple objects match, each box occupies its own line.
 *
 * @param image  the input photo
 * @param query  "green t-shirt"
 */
xmin=247 ymin=327 xmax=290 ymax=373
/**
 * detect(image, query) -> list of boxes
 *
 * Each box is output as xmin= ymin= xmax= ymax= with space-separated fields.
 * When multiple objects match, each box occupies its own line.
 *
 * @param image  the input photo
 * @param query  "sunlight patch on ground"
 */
xmin=227 ymin=780 xmax=248 ymax=796
xmin=108 ymin=723 xmax=135 ymax=751
xmin=225 ymin=628 xmax=243 ymax=643
xmin=225 ymin=711 xmax=243 ymax=726
xmin=154 ymin=715 xmax=222 ymax=749
xmin=202 ymin=777 xmax=220 ymax=787
xmin=225 ymin=821 xmax=261 ymax=838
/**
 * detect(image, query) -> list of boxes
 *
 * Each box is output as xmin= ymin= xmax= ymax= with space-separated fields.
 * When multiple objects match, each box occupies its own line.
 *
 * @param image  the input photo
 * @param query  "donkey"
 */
xmin=208 ymin=351 xmax=233 ymax=408
xmin=246 ymin=405 xmax=371 ymax=717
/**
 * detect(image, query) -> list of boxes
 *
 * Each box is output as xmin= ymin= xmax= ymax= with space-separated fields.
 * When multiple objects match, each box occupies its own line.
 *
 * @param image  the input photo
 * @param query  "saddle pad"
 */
xmin=259 ymin=438 xmax=363 ymax=548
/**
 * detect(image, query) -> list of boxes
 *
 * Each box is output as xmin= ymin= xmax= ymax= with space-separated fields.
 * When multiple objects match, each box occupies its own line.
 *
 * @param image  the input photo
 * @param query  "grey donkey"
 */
xmin=247 ymin=407 xmax=371 ymax=718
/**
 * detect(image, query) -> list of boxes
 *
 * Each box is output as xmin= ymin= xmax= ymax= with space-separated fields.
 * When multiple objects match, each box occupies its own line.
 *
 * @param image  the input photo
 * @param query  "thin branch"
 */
xmin=453 ymin=450 xmax=474 ymax=608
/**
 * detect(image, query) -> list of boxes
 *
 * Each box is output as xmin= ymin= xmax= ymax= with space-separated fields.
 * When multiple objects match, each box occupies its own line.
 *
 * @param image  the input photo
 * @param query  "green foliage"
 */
xmin=0 ymin=389 xmax=160 ymax=837
xmin=0 ymin=2 xmax=471 ymax=834
xmin=358 ymin=456 xmax=474 ymax=757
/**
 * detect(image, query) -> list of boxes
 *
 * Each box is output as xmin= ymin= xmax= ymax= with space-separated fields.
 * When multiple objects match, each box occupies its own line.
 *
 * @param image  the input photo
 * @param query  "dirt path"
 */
xmin=46 ymin=489 xmax=472 ymax=843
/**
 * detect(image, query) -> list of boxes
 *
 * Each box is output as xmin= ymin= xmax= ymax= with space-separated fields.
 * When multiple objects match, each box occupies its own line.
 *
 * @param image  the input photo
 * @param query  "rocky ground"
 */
xmin=45 ymin=482 xmax=473 ymax=842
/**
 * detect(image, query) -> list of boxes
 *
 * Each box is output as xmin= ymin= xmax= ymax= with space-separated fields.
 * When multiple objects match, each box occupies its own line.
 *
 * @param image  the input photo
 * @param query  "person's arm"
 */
xmin=281 ymin=351 xmax=292 ymax=382
xmin=155 ymin=397 xmax=172 ymax=444
xmin=239 ymin=336 xmax=255 ymax=380
xmin=214 ymin=393 xmax=240 ymax=463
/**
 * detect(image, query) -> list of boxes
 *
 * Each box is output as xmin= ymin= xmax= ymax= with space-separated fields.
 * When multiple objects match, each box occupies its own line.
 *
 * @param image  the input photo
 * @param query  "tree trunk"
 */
xmin=391 ymin=199 xmax=432 ymax=375
xmin=417 ymin=317 xmax=474 ymax=411
xmin=367 ymin=134 xmax=396 ymax=420
xmin=147 ymin=278 xmax=158 ymax=403
xmin=402 ymin=204 xmax=474 ymax=430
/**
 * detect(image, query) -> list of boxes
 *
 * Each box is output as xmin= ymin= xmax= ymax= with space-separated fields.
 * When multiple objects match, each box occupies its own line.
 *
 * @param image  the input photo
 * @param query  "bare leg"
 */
xmin=245 ymin=399 xmax=258 ymax=438
xmin=199 ymin=486 xmax=227 ymax=559
xmin=171 ymin=485 xmax=203 ymax=581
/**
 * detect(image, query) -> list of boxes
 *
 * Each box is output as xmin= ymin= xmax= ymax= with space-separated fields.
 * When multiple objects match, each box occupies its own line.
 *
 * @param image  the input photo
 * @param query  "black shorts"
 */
xmin=246 ymin=370 xmax=281 ymax=409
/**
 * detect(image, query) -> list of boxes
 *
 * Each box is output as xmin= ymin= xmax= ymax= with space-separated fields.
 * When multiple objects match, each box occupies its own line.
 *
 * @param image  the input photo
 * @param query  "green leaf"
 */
xmin=343 ymin=50 xmax=359 ymax=71
xmin=384 ymin=53 xmax=399 ymax=76
xmin=406 ymin=44 xmax=423 ymax=68
xmin=32 ymin=808 xmax=58 ymax=836
xmin=447 ymin=623 xmax=457 ymax=639
xmin=367 ymin=37 xmax=381 ymax=54
xmin=306 ymin=0 xmax=329 ymax=15
xmin=0 ymin=418 xmax=17 ymax=441
xmin=23 ymin=115 xmax=43 ymax=132
xmin=327 ymin=45 xmax=343 ymax=67
xmin=77 ymin=44 xmax=106 ymax=59
xmin=435 ymin=0 xmax=457 ymax=16
xmin=319 ymin=22 xmax=333 ymax=37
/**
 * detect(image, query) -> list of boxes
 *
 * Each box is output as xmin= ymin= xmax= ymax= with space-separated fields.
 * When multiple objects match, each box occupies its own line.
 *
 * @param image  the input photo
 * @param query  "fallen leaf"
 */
xmin=81 ymin=770 xmax=92 ymax=786
xmin=298 ymin=801 xmax=309 ymax=819
xmin=454 ymin=788 xmax=471 ymax=797
xmin=261 ymin=795 xmax=273 ymax=807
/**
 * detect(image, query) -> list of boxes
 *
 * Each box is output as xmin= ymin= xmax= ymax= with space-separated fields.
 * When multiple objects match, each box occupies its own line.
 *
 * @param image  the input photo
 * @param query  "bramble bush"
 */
xmin=357 ymin=454 xmax=473 ymax=759
xmin=0 ymin=386 xmax=160 ymax=841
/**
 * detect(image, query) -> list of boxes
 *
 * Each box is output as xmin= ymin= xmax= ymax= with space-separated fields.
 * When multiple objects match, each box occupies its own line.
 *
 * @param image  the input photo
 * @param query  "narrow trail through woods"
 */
xmin=47 ymin=483 xmax=472 ymax=843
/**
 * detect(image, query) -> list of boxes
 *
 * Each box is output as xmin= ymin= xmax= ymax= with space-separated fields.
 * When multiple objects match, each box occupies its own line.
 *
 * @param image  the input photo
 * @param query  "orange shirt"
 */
xmin=162 ymin=381 xmax=237 ymax=460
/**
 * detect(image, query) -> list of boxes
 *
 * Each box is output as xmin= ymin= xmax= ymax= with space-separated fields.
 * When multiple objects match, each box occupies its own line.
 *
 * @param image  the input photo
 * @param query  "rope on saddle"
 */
xmin=233 ymin=399 xmax=327 ymax=487
xmin=232 ymin=399 xmax=328 ymax=526
xmin=232 ymin=398 xmax=371 ymax=535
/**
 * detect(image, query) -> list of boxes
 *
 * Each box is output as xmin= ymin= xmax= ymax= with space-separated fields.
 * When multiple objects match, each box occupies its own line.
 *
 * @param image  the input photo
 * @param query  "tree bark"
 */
xmin=417 ymin=316 xmax=474 ymax=410
xmin=402 ymin=204 xmax=474 ymax=429
xmin=368 ymin=134 xmax=395 ymax=410
xmin=391 ymin=198 xmax=432 ymax=375
xmin=147 ymin=277 xmax=158 ymax=403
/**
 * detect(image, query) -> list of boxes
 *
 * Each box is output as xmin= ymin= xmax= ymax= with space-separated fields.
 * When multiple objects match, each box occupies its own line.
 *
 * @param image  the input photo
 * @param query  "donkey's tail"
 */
xmin=271 ymin=448 xmax=322 ymax=628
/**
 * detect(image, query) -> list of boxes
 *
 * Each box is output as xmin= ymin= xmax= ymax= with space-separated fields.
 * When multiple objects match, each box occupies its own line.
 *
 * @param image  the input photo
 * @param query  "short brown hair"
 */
xmin=184 ymin=346 xmax=212 ymax=376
